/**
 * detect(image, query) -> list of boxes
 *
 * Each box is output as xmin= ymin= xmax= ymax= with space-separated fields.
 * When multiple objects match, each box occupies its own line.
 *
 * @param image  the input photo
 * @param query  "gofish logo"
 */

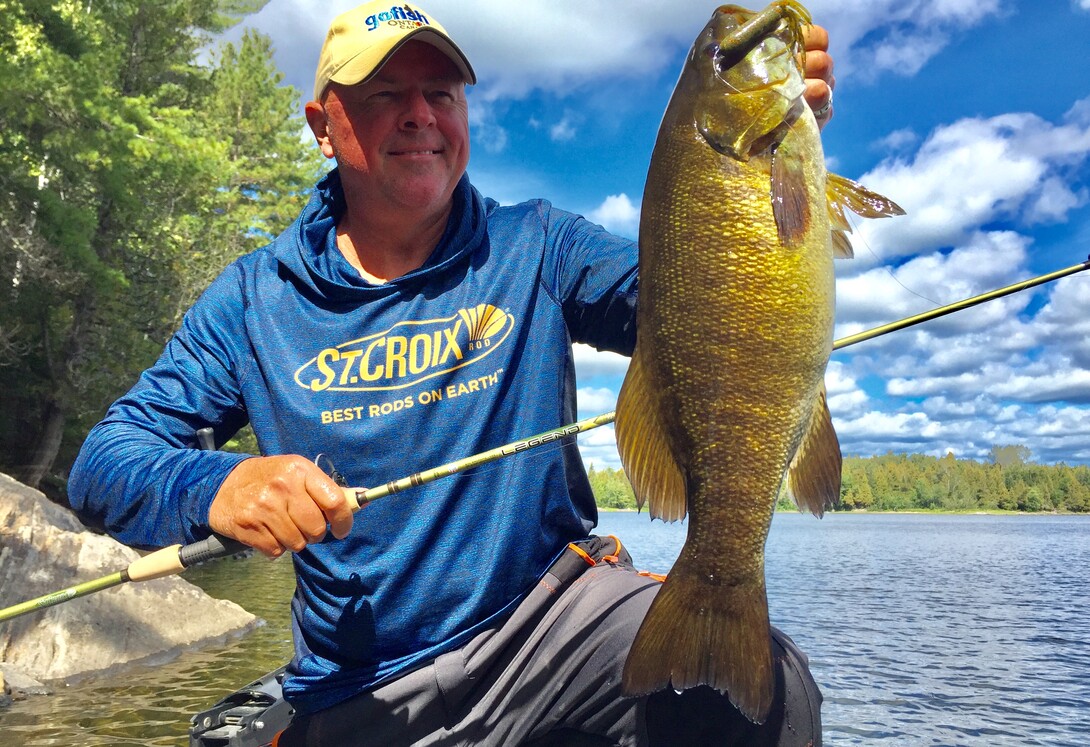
xmin=365 ymin=5 xmax=429 ymax=31
xmin=296 ymin=304 xmax=513 ymax=393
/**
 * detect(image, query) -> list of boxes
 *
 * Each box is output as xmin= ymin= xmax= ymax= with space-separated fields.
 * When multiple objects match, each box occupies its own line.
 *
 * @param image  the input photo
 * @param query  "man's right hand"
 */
xmin=209 ymin=455 xmax=355 ymax=557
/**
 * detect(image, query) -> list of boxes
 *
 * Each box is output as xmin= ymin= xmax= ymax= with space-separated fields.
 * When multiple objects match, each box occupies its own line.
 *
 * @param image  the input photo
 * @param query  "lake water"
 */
xmin=2 ymin=512 xmax=1088 ymax=745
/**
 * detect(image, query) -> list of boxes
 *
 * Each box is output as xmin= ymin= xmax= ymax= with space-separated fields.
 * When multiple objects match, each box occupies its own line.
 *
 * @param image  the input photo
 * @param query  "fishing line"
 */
xmin=842 ymin=211 xmax=941 ymax=307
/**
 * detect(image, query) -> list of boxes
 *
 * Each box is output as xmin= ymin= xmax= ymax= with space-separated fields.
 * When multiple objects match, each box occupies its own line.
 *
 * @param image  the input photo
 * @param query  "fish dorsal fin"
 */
xmin=615 ymin=344 xmax=687 ymax=521
xmin=784 ymin=386 xmax=842 ymax=517
xmin=825 ymin=172 xmax=906 ymax=258
xmin=770 ymin=138 xmax=811 ymax=247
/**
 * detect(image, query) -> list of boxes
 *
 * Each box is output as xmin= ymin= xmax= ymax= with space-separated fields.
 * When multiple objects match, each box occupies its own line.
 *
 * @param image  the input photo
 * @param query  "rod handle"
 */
xmin=178 ymin=534 xmax=249 ymax=568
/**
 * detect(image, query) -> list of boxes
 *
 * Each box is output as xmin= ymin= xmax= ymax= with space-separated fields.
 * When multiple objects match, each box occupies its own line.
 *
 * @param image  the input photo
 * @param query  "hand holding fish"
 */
xmin=801 ymin=24 xmax=835 ymax=126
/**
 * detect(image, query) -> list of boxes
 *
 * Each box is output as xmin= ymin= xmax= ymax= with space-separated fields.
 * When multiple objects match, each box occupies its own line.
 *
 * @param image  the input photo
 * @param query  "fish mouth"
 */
xmin=707 ymin=2 xmax=810 ymax=76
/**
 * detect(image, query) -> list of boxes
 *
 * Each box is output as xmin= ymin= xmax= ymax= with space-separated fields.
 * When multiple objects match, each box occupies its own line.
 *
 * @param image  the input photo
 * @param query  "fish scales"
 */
xmin=616 ymin=0 xmax=903 ymax=723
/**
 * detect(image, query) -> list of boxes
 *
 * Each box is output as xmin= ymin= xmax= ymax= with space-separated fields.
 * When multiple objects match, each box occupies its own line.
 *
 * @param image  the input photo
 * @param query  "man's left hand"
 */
xmin=802 ymin=24 xmax=835 ymax=129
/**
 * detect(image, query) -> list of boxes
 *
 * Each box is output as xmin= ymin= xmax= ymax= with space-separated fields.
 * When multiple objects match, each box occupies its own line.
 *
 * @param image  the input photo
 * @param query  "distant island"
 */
xmin=589 ymin=445 xmax=1090 ymax=514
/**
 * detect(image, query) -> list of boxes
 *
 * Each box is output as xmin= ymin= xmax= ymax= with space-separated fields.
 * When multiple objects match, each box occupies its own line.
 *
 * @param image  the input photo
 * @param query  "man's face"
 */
xmin=312 ymin=41 xmax=470 ymax=217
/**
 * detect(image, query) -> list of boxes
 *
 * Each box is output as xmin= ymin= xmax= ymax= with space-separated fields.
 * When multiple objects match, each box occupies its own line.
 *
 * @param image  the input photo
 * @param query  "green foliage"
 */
xmin=0 ymin=0 xmax=319 ymax=490
xmin=832 ymin=449 xmax=1090 ymax=514
xmin=587 ymin=466 xmax=638 ymax=510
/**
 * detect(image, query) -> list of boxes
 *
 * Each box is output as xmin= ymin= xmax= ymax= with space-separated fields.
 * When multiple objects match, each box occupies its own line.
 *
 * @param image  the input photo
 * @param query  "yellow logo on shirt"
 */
xmin=296 ymin=304 xmax=513 ymax=393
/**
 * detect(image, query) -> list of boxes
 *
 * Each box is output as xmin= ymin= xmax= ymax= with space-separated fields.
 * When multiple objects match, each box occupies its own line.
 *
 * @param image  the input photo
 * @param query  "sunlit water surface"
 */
xmin=2 ymin=513 xmax=1087 ymax=745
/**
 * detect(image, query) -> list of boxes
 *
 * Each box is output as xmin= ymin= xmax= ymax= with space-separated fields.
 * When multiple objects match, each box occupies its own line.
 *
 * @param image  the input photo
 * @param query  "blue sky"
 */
xmin=229 ymin=0 xmax=1090 ymax=467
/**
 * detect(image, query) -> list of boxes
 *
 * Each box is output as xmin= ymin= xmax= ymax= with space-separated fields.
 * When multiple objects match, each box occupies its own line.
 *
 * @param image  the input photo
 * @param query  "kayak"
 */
xmin=189 ymin=666 xmax=291 ymax=747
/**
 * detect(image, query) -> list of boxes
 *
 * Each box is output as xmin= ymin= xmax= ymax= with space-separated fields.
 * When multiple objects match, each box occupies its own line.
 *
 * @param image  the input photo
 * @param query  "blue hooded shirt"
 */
xmin=69 ymin=169 xmax=639 ymax=714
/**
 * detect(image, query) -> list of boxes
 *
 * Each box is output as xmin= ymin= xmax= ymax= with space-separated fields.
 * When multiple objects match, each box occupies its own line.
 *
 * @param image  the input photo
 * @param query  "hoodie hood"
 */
xmin=271 ymin=168 xmax=489 ymax=301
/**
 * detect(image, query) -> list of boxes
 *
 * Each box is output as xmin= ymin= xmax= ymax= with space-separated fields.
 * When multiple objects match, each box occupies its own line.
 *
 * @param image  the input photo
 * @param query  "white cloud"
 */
xmin=1031 ymin=275 xmax=1090 ymax=367
xmin=809 ymin=0 xmax=1005 ymax=80
xmin=834 ymin=410 xmax=936 ymax=443
xmin=835 ymin=232 xmax=1032 ymax=332
xmin=549 ymin=112 xmax=578 ymax=142
xmin=573 ymin=343 xmax=630 ymax=380
xmin=873 ymin=128 xmax=919 ymax=153
xmin=587 ymin=194 xmax=641 ymax=239
xmin=468 ymin=101 xmax=509 ymax=153
xmin=576 ymin=386 xmax=618 ymax=414
xmin=1068 ymin=95 xmax=1090 ymax=125
xmin=854 ymin=113 xmax=1090 ymax=260
xmin=990 ymin=363 xmax=1090 ymax=404
xmin=578 ymin=424 xmax=621 ymax=470
xmin=239 ymin=1 xmax=1006 ymax=108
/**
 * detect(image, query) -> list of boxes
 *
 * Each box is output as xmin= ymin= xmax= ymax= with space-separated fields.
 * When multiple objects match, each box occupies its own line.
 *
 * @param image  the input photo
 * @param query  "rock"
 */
xmin=1 ymin=663 xmax=51 ymax=702
xmin=0 ymin=472 xmax=257 ymax=685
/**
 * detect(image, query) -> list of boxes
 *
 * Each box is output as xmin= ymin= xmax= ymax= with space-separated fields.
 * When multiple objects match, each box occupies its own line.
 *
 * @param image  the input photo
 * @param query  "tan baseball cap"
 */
xmin=313 ymin=2 xmax=476 ymax=101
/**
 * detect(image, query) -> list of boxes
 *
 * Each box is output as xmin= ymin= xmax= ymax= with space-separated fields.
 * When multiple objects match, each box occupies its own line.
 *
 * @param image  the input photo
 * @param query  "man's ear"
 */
xmin=304 ymin=101 xmax=335 ymax=160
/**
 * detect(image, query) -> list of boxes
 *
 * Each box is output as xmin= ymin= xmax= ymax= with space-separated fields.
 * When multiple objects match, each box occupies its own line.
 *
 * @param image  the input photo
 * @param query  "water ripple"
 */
xmin=2 ymin=514 xmax=1088 ymax=745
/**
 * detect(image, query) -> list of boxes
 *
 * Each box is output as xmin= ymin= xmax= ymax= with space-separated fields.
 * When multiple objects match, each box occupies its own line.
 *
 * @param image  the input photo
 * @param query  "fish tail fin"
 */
xmin=826 ymin=172 xmax=906 ymax=258
xmin=616 ymin=343 xmax=687 ymax=521
xmin=622 ymin=563 xmax=775 ymax=724
xmin=785 ymin=385 xmax=842 ymax=517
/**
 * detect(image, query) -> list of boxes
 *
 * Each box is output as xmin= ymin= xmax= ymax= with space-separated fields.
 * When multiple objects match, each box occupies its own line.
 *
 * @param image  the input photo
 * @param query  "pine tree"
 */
xmin=0 ymin=0 xmax=331 ymax=493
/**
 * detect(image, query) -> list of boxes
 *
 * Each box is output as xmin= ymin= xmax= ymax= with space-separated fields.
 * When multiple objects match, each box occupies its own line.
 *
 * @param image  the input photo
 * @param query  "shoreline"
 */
xmin=596 ymin=506 xmax=1088 ymax=516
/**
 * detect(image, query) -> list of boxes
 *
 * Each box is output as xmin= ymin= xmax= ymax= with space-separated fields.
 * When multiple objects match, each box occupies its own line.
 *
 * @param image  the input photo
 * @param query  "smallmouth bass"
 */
xmin=616 ymin=0 xmax=904 ymax=723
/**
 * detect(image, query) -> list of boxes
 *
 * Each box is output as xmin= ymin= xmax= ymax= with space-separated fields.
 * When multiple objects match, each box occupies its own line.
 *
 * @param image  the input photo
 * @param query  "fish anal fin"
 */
xmin=615 ymin=344 xmax=687 ymax=521
xmin=771 ymin=140 xmax=811 ymax=246
xmin=831 ymin=230 xmax=854 ymax=259
xmin=785 ymin=386 xmax=842 ymax=518
xmin=622 ymin=562 xmax=775 ymax=724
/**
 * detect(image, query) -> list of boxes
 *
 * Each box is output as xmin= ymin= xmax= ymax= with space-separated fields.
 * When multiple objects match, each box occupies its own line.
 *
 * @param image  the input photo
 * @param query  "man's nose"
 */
xmin=400 ymin=90 xmax=436 ymax=130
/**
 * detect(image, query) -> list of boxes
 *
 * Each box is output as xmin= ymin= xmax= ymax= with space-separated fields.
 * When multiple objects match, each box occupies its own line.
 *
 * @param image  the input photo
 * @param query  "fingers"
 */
xmin=209 ymin=455 xmax=355 ymax=558
xmin=801 ymin=24 xmax=835 ymax=128
xmin=805 ymin=77 xmax=834 ymax=125
xmin=802 ymin=24 xmax=829 ymax=55
xmin=305 ymin=468 xmax=355 ymax=540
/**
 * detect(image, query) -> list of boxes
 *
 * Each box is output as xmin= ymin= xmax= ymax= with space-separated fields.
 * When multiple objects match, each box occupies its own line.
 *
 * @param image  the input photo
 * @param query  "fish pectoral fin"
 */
xmin=771 ymin=138 xmax=812 ymax=246
xmin=824 ymin=172 xmax=906 ymax=256
xmin=615 ymin=344 xmax=687 ymax=522
xmin=827 ymin=172 xmax=906 ymax=218
xmin=785 ymin=386 xmax=842 ymax=517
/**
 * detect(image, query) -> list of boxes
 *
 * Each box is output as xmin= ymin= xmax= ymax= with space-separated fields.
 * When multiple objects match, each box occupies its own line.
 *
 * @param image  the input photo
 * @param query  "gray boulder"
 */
xmin=0 ymin=472 xmax=256 ymax=688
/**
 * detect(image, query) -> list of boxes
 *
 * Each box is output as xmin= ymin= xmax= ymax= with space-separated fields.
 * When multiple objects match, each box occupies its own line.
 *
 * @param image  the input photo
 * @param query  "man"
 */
xmin=70 ymin=2 xmax=836 ymax=744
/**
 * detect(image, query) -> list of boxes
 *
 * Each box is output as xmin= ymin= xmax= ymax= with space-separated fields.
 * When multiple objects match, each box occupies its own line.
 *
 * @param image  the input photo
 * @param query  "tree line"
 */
xmin=1 ymin=0 xmax=323 ymax=492
xmin=588 ymin=446 xmax=1090 ymax=514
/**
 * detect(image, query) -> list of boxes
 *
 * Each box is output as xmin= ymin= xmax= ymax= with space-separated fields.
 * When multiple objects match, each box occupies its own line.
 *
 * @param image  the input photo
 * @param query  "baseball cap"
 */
xmin=313 ymin=2 xmax=476 ymax=101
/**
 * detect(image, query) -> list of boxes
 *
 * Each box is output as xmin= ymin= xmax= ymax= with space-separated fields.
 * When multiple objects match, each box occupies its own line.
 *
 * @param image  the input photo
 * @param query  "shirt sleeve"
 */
xmin=67 ymin=265 xmax=255 ymax=548
xmin=541 ymin=206 xmax=639 ymax=356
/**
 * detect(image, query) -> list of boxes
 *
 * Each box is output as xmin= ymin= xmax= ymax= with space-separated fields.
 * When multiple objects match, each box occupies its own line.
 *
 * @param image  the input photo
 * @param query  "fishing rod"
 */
xmin=2 ymin=257 xmax=1087 ymax=624
xmin=0 ymin=413 xmax=616 ymax=623
xmin=831 ymin=257 xmax=1090 ymax=350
